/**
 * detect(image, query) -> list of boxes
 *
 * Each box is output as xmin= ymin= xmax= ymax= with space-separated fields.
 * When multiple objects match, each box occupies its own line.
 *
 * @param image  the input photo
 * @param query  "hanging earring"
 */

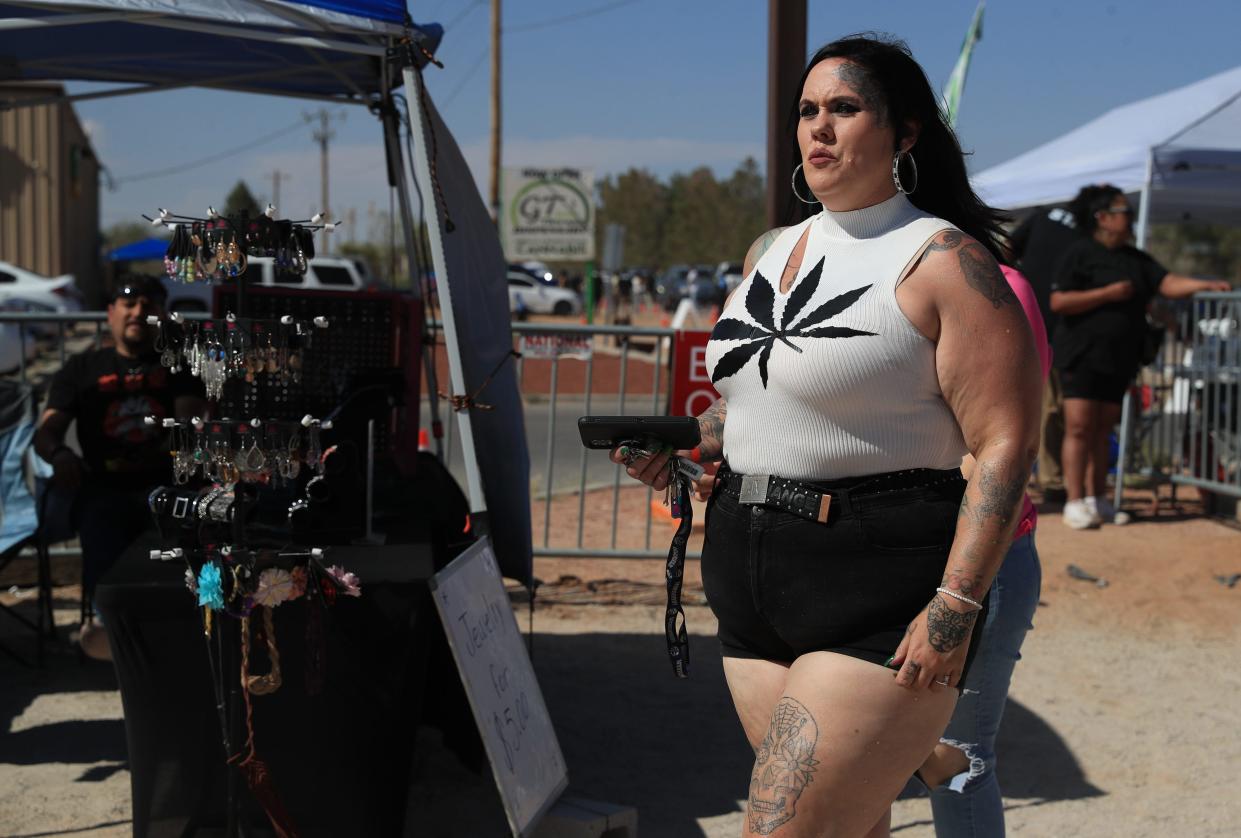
xmin=285 ymin=428 xmax=301 ymax=480
xmin=892 ymin=149 xmax=918 ymax=195
xmin=243 ymin=426 xmax=267 ymax=474
xmin=306 ymin=422 xmax=322 ymax=473
xmin=791 ymin=163 xmax=820 ymax=205
xmin=175 ymin=426 xmax=193 ymax=484
xmin=155 ymin=319 xmax=175 ymax=369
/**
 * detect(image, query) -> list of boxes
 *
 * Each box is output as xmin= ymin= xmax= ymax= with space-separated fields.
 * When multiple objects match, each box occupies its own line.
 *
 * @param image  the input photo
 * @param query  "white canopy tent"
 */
xmin=972 ymin=64 xmax=1241 ymax=245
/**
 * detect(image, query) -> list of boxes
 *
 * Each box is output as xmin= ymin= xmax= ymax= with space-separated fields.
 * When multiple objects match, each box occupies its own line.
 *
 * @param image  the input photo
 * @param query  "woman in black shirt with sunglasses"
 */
xmin=1050 ymin=184 xmax=1229 ymax=530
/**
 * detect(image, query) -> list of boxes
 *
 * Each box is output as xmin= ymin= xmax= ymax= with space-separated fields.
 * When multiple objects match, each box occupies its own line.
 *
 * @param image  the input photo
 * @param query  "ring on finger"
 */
xmin=934 ymin=675 xmax=951 ymax=686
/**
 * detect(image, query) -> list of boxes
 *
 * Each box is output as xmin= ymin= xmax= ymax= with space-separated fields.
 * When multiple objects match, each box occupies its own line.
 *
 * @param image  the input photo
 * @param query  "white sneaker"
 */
xmin=1087 ymin=496 xmax=1131 ymax=526
xmin=1063 ymin=499 xmax=1102 ymax=530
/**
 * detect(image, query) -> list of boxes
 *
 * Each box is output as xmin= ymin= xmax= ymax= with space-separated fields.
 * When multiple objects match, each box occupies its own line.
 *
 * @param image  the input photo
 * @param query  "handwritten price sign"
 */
xmin=430 ymin=538 xmax=567 ymax=836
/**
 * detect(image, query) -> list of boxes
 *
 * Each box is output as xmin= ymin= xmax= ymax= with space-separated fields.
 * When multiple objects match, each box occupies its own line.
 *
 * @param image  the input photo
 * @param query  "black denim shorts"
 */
xmin=701 ymin=467 xmax=987 ymax=676
xmin=1059 ymin=365 xmax=1132 ymax=405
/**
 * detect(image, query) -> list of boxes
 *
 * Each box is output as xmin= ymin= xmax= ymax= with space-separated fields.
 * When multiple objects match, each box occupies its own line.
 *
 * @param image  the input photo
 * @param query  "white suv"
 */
xmin=162 ymin=256 xmax=374 ymax=312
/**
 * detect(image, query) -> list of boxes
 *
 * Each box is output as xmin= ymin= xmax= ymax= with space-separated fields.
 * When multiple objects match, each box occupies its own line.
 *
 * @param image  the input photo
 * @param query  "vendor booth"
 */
xmin=1 ymin=2 xmax=540 ymax=835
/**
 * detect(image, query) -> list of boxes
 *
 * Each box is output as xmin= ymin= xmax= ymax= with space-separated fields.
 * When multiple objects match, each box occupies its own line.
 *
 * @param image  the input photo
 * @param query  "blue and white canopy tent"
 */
xmin=972 ymin=64 xmax=1241 ymax=246
xmin=107 ymin=237 xmax=169 ymax=262
xmin=0 ymin=0 xmax=533 ymax=583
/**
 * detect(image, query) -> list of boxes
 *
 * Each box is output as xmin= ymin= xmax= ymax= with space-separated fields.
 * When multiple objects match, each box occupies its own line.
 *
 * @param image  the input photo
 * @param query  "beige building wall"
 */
xmin=0 ymin=83 xmax=102 ymax=302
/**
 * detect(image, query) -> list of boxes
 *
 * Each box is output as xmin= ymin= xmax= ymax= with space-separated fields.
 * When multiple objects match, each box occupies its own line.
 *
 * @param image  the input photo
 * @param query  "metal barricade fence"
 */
xmin=435 ymin=321 xmax=688 ymax=560
xmin=4 ymin=312 xmax=689 ymax=561
xmin=1116 ymin=291 xmax=1241 ymax=508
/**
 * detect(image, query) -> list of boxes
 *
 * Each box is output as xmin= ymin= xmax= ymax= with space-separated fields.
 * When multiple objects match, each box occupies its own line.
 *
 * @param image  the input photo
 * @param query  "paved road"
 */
xmin=420 ymin=397 xmax=666 ymax=497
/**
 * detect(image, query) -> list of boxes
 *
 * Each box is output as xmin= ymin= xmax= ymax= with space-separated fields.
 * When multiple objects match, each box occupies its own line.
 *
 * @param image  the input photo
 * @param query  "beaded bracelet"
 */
xmin=935 ymin=586 xmax=983 ymax=610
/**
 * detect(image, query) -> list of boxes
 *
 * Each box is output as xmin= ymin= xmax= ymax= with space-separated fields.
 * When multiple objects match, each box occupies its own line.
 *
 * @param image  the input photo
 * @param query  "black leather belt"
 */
xmin=718 ymin=466 xmax=963 ymax=524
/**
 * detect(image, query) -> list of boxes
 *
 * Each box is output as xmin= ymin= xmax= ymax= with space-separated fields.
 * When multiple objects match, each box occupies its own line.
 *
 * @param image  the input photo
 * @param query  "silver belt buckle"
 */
xmin=739 ymin=474 xmax=770 ymax=505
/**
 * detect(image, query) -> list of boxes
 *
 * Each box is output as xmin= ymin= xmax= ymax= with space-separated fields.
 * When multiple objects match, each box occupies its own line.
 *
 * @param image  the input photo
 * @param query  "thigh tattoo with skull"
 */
xmin=748 ymin=697 xmax=821 ymax=835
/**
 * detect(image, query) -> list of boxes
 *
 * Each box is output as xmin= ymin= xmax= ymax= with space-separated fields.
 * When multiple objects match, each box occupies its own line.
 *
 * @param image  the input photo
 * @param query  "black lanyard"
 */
xmin=664 ymin=473 xmax=692 ymax=678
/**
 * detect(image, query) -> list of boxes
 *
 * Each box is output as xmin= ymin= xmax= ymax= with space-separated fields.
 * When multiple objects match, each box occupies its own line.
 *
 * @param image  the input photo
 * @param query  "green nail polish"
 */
xmin=619 ymin=446 xmax=629 ymax=456
xmin=883 ymin=655 xmax=895 ymax=667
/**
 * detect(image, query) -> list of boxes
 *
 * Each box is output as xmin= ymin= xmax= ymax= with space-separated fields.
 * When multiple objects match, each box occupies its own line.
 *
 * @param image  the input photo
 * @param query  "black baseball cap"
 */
xmin=110 ymin=275 xmax=168 ymax=304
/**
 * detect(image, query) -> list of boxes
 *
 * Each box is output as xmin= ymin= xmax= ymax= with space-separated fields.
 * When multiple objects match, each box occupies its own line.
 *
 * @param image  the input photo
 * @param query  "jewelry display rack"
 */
xmin=144 ymin=206 xmax=362 ymax=837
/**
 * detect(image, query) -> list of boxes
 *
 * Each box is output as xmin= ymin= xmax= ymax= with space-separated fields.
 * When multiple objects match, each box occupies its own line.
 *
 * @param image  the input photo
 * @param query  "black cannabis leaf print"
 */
xmin=709 ymin=256 xmax=876 ymax=388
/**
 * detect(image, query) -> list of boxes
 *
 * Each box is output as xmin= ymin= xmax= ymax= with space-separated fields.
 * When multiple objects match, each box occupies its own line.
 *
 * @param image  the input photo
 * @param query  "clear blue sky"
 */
xmin=72 ymin=0 xmax=1241 ymax=238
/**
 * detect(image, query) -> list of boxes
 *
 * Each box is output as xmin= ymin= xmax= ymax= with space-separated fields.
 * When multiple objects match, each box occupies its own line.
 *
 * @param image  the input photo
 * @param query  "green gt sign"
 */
xmin=501 ymin=167 xmax=595 ymax=261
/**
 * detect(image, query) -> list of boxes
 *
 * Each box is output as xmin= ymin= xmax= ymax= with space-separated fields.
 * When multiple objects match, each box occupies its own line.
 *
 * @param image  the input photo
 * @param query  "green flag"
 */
xmin=941 ymin=0 xmax=986 ymax=128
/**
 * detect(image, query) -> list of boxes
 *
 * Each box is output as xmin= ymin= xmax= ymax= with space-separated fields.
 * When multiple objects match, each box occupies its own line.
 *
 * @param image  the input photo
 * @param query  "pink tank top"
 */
xmin=1002 ymin=265 xmax=1049 ymax=540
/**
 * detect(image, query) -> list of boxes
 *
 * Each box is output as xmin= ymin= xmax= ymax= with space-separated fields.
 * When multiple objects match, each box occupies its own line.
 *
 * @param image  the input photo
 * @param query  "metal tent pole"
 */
xmin=1134 ymin=149 xmax=1155 ymax=249
xmin=379 ymin=76 xmax=445 ymax=460
xmin=400 ymin=64 xmax=489 ymax=527
xmin=1115 ymin=148 xmax=1157 ymax=512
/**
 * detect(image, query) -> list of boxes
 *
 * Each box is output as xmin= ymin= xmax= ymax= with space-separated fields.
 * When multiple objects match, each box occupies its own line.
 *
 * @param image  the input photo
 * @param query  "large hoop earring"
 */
xmin=892 ymin=150 xmax=918 ymax=195
xmin=791 ymin=163 xmax=820 ymax=205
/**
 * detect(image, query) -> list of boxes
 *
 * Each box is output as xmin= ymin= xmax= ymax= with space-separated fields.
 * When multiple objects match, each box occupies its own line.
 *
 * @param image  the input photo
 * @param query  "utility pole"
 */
xmin=767 ymin=0 xmax=807 ymax=229
xmin=305 ymin=108 xmax=343 ymax=252
xmin=489 ymin=0 xmax=502 ymax=224
xmin=269 ymin=170 xmax=291 ymax=214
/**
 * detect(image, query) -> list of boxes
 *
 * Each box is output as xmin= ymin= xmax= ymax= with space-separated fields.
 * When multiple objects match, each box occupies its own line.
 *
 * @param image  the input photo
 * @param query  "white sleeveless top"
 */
xmin=706 ymin=192 xmax=966 ymax=480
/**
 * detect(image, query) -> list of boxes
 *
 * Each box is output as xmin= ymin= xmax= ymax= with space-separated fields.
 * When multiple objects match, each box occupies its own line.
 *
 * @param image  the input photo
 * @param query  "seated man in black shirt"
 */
xmin=34 ymin=276 xmax=205 ymax=658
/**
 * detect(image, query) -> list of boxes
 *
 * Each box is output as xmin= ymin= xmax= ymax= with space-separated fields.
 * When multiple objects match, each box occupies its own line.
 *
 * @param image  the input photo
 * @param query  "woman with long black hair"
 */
xmin=1051 ymin=184 xmax=1229 ymax=529
xmin=618 ymin=34 xmax=1040 ymax=836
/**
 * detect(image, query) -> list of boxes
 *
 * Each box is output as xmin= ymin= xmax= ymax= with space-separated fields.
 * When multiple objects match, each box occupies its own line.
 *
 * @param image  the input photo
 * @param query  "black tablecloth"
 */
xmin=96 ymin=535 xmax=437 ymax=838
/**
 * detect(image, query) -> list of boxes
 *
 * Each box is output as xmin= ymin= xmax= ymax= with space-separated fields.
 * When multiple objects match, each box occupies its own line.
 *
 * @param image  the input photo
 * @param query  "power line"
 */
xmin=503 ymin=0 xmax=642 ymax=33
xmin=112 ymin=120 xmax=306 ymax=186
xmin=443 ymin=0 xmax=485 ymax=31
xmin=441 ymin=46 xmax=490 ymax=107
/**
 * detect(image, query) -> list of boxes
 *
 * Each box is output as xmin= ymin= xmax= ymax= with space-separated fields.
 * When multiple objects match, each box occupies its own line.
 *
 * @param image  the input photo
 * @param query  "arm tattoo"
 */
xmin=748 ymin=697 xmax=820 ymax=835
xmin=927 ymin=594 xmax=978 ymax=653
xmin=974 ymin=461 xmax=1027 ymax=527
xmin=941 ymin=569 xmax=985 ymax=601
xmin=925 ymin=230 xmax=964 ymax=254
xmin=696 ymin=398 xmax=726 ymax=461
xmin=744 ymin=228 xmax=785 ymax=277
xmin=959 ymin=242 xmax=1017 ymax=309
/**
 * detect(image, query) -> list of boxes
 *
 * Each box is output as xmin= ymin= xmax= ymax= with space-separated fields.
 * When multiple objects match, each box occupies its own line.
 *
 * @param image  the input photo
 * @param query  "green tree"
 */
xmin=1147 ymin=223 xmax=1241 ymax=286
xmin=592 ymin=160 xmax=766 ymax=270
xmin=223 ymin=180 xmax=262 ymax=219
xmin=721 ymin=157 xmax=767 ymax=263
xmin=101 ymin=221 xmax=162 ymax=250
xmin=595 ymin=168 xmax=669 ymax=269
xmin=661 ymin=167 xmax=732 ymax=265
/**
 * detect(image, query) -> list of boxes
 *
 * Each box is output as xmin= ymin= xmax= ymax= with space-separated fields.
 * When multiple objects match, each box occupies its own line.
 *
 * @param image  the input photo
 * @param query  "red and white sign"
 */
xmin=669 ymin=330 xmax=719 ymax=417
xmin=519 ymin=333 xmax=593 ymax=360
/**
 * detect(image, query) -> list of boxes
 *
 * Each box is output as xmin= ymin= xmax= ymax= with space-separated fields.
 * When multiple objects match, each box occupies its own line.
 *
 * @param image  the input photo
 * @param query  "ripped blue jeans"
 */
xmin=929 ymin=532 xmax=1041 ymax=838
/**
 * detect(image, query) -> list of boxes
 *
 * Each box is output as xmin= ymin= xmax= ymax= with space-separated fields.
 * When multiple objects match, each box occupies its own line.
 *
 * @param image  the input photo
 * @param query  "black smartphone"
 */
xmin=577 ymin=415 xmax=701 ymax=451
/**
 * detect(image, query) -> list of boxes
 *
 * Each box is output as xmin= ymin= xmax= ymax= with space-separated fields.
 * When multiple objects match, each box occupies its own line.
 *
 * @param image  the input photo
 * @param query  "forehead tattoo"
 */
xmin=834 ymin=62 xmax=887 ymax=125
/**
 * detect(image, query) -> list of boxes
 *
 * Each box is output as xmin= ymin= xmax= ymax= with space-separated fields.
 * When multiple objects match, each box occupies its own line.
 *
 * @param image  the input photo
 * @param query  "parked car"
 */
xmin=655 ymin=264 xmax=719 ymax=312
xmin=508 ymin=263 xmax=556 ymax=285
xmin=518 ymin=260 xmax=555 ymax=283
xmin=161 ymin=256 xmax=374 ymax=312
xmin=654 ymin=265 xmax=692 ymax=312
xmin=507 ymin=271 xmax=581 ymax=316
xmin=0 ymin=261 xmax=84 ymax=335
xmin=716 ymin=261 xmax=746 ymax=295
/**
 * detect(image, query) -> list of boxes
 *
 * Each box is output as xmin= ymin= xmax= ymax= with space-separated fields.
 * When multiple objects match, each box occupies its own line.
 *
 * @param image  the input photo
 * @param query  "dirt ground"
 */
xmin=3 ymin=484 xmax=1241 ymax=837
